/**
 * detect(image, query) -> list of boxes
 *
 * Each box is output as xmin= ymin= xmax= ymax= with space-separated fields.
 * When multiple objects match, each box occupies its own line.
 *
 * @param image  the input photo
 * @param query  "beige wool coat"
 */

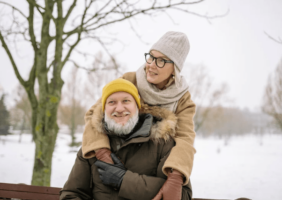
xmin=82 ymin=72 xmax=196 ymax=185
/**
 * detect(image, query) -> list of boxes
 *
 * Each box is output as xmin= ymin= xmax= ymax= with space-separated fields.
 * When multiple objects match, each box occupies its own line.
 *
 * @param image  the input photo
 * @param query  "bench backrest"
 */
xmin=0 ymin=183 xmax=61 ymax=200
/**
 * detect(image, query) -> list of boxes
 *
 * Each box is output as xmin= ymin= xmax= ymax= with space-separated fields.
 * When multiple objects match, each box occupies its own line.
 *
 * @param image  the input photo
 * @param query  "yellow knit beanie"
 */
xmin=102 ymin=78 xmax=141 ymax=112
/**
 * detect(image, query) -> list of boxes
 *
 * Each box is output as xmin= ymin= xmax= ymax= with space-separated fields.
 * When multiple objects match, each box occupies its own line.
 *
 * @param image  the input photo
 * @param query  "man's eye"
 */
xmin=108 ymin=101 xmax=114 ymax=104
xmin=123 ymin=100 xmax=130 ymax=103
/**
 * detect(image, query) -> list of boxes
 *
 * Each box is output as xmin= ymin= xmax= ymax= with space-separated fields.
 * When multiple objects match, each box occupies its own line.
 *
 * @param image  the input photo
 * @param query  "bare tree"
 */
xmin=58 ymin=67 xmax=86 ymax=146
xmin=262 ymin=58 xmax=282 ymax=131
xmin=82 ymin=52 xmax=125 ymax=109
xmin=200 ymin=107 xmax=253 ymax=140
xmin=0 ymin=94 xmax=9 ymax=135
xmin=9 ymin=85 xmax=32 ymax=142
xmin=182 ymin=64 xmax=230 ymax=132
xmin=0 ymin=0 xmax=224 ymax=186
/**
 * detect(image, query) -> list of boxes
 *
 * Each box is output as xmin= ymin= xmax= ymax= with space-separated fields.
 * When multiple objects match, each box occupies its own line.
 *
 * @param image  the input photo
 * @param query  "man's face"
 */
xmin=105 ymin=91 xmax=138 ymax=125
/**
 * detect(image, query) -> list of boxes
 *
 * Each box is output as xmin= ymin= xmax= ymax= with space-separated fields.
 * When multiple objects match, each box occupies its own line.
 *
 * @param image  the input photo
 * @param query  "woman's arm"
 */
xmin=121 ymin=71 xmax=196 ymax=185
xmin=162 ymin=91 xmax=196 ymax=185
xmin=82 ymin=99 xmax=111 ymax=159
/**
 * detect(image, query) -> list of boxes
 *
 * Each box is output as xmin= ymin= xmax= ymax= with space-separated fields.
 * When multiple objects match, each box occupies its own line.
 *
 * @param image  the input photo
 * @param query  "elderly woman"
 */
xmin=82 ymin=31 xmax=196 ymax=199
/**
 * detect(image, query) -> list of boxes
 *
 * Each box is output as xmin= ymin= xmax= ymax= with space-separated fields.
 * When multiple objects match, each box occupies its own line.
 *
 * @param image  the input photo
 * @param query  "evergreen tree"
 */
xmin=0 ymin=94 xmax=9 ymax=135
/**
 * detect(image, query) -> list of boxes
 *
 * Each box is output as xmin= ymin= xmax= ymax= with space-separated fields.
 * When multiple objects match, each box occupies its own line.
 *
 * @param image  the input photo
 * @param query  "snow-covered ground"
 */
xmin=0 ymin=132 xmax=281 ymax=200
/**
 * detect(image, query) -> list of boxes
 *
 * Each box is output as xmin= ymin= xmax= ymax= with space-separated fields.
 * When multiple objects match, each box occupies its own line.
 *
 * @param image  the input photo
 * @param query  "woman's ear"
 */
xmin=171 ymin=71 xmax=175 ymax=79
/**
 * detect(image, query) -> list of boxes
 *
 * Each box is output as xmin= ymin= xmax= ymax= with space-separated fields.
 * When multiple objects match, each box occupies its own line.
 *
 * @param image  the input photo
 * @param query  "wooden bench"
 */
xmin=0 ymin=183 xmax=61 ymax=200
xmin=0 ymin=182 xmax=250 ymax=200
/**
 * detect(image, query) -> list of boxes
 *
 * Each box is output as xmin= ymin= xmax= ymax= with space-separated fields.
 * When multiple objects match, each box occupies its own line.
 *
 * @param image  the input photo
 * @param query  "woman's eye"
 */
xmin=148 ymin=55 xmax=153 ymax=61
xmin=157 ymin=58 xmax=165 ymax=64
xmin=124 ymin=100 xmax=130 ymax=103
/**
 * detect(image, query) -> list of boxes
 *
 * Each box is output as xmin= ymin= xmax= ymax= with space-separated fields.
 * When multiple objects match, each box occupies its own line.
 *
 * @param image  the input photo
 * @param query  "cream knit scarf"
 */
xmin=136 ymin=65 xmax=189 ymax=113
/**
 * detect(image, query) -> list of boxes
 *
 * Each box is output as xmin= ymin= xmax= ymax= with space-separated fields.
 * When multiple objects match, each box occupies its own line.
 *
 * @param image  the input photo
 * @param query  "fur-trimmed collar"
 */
xmin=91 ymin=102 xmax=178 ymax=142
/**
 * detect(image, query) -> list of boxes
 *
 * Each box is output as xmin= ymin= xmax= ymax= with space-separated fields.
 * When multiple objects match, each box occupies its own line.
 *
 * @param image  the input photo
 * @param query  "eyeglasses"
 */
xmin=144 ymin=53 xmax=174 ymax=68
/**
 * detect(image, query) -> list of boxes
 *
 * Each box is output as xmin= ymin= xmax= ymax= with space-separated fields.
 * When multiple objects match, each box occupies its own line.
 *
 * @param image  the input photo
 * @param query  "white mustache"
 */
xmin=111 ymin=112 xmax=131 ymax=117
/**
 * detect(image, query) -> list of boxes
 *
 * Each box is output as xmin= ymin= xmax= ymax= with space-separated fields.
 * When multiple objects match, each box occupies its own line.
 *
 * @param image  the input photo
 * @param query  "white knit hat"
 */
xmin=150 ymin=31 xmax=190 ymax=87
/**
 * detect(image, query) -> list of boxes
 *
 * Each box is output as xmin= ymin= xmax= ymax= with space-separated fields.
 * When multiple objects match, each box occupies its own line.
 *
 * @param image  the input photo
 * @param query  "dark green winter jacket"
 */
xmin=60 ymin=106 xmax=192 ymax=200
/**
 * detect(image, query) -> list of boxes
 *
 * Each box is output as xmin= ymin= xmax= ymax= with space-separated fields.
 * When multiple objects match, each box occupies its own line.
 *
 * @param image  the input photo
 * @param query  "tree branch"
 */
xmin=26 ymin=0 xmax=45 ymax=16
xmin=61 ymin=0 xmax=93 ymax=68
xmin=47 ymin=60 xmax=54 ymax=72
xmin=0 ymin=1 xmax=27 ymax=18
xmin=63 ymin=0 xmax=77 ymax=26
xmin=264 ymin=31 xmax=282 ymax=45
xmin=0 ymin=32 xmax=26 ymax=86
xmin=68 ymin=59 xmax=119 ymax=73
xmin=27 ymin=1 xmax=38 ymax=51
xmin=84 ymin=1 xmax=219 ymax=32
xmin=127 ymin=18 xmax=150 ymax=45
xmin=96 ymin=37 xmax=121 ymax=75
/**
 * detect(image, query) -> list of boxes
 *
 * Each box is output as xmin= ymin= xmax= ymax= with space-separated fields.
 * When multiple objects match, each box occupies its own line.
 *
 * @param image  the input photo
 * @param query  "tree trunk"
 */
xmin=70 ymin=120 xmax=76 ymax=147
xmin=31 ymin=97 xmax=60 ymax=186
xmin=31 ymin=125 xmax=58 ymax=186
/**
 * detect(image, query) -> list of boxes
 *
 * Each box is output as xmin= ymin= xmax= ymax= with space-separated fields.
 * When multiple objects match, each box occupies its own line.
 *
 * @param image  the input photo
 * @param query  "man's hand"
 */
xmin=152 ymin=169 xmax=184 ymax=200
xmin=95 ymin=148 xmax=114 ymax=164
xmin=95 ymin=153 xmax=126 ymax=189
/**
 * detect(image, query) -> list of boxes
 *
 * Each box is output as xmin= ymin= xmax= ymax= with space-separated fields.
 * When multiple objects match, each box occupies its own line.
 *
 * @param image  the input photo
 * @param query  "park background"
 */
xmin=0 ymin=0 xmax=282 ymax=200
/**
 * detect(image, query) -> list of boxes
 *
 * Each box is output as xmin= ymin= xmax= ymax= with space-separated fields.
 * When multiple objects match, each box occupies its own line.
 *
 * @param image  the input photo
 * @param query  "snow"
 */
xmin=0 ymin=132 xmax=282 ymax=200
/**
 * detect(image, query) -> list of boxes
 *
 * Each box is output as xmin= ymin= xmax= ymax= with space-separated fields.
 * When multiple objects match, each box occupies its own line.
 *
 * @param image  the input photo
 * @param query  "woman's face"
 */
xmin=145 ymin=50 xmax=174 ymax=89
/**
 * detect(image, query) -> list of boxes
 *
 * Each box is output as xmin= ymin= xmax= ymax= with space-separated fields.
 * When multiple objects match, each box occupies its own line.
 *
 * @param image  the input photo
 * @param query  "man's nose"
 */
xmin=115 ymin=102 xmax=125 ymax=112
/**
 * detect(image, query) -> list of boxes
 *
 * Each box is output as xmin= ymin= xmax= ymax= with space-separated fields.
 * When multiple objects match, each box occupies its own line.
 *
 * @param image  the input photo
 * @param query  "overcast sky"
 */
xmin=0 ymin=0 xmax=282 ymax=110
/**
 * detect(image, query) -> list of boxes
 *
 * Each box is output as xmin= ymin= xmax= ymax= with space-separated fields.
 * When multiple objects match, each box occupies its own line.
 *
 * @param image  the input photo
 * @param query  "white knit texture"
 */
xmin=150 ymin=31 xmax=190 ymax=72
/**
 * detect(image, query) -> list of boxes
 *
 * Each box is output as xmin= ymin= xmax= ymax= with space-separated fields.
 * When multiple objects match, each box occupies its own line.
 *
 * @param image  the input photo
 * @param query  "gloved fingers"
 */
xmin=111 ymin=153 xmax=122 ymax=165
xmin=152 ymin=189 xmax=163 ymax=200
xmin=94 ymin=160 xmax=109 ymax=169
xmin=97 ymin=168 xmax=105 ymax=175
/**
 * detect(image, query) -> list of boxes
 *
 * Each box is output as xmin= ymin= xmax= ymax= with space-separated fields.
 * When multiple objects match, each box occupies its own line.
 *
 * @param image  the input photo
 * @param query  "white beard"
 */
xmin=104 ymin=109 xmax=139 ymax=136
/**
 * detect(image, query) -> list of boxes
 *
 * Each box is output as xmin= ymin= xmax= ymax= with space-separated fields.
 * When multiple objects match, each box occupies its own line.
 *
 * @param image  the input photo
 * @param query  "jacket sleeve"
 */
xmin=182 ymin=183 xmax=193 ymax=200
xmin=158 ymin=140 xmax=193 ymax=200
xmin=162 ymin=91 xmax=197 ymax=185
xmin=82 ymin=99 xmax=111 ymax=159
xmin=118 ymin=170 xmax=166 ymax=200
xmin=60 ymin=149 xmax=93 ymax=200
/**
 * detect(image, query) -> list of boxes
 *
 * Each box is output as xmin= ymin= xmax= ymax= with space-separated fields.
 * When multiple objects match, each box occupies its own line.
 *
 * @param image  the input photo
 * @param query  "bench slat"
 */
xmin=0 ymin=190 xmax=59 ymax=200
xmin=0 ymin=183 xmax=61 ymax=195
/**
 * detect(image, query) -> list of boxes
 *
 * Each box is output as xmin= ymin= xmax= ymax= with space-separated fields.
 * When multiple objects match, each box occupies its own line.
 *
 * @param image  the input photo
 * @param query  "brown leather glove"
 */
xmin=152 ymin=169 xmax=183 ymax=200
xmin=95 ymin=148 xmax=114 ymax=164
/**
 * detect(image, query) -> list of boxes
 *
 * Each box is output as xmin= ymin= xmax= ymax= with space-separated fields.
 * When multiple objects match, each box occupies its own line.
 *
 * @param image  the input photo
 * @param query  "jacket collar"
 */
xmin=91 ymin=102 xmax=178 ymax=143
xmin=125 ymin=114 xmax=153 ymax=141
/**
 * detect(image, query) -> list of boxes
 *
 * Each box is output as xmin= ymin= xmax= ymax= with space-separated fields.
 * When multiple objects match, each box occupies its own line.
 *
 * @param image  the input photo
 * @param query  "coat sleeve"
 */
xmin=118 ymin=139 xmax=191 ymax=200
xmin=60 ymin=149 xmax=93 ymax=200
xmin=82 ymin=98 xmax=111 ymax=159
xmin=157 ymin=139 xmax=193 ymax=200
xmin=162 ymin=91 xmax=197 ymax=185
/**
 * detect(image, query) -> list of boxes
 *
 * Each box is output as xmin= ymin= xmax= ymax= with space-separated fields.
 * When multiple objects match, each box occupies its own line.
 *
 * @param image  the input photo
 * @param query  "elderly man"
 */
xmin=60 ymin=79 xmax=192 ymax=200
